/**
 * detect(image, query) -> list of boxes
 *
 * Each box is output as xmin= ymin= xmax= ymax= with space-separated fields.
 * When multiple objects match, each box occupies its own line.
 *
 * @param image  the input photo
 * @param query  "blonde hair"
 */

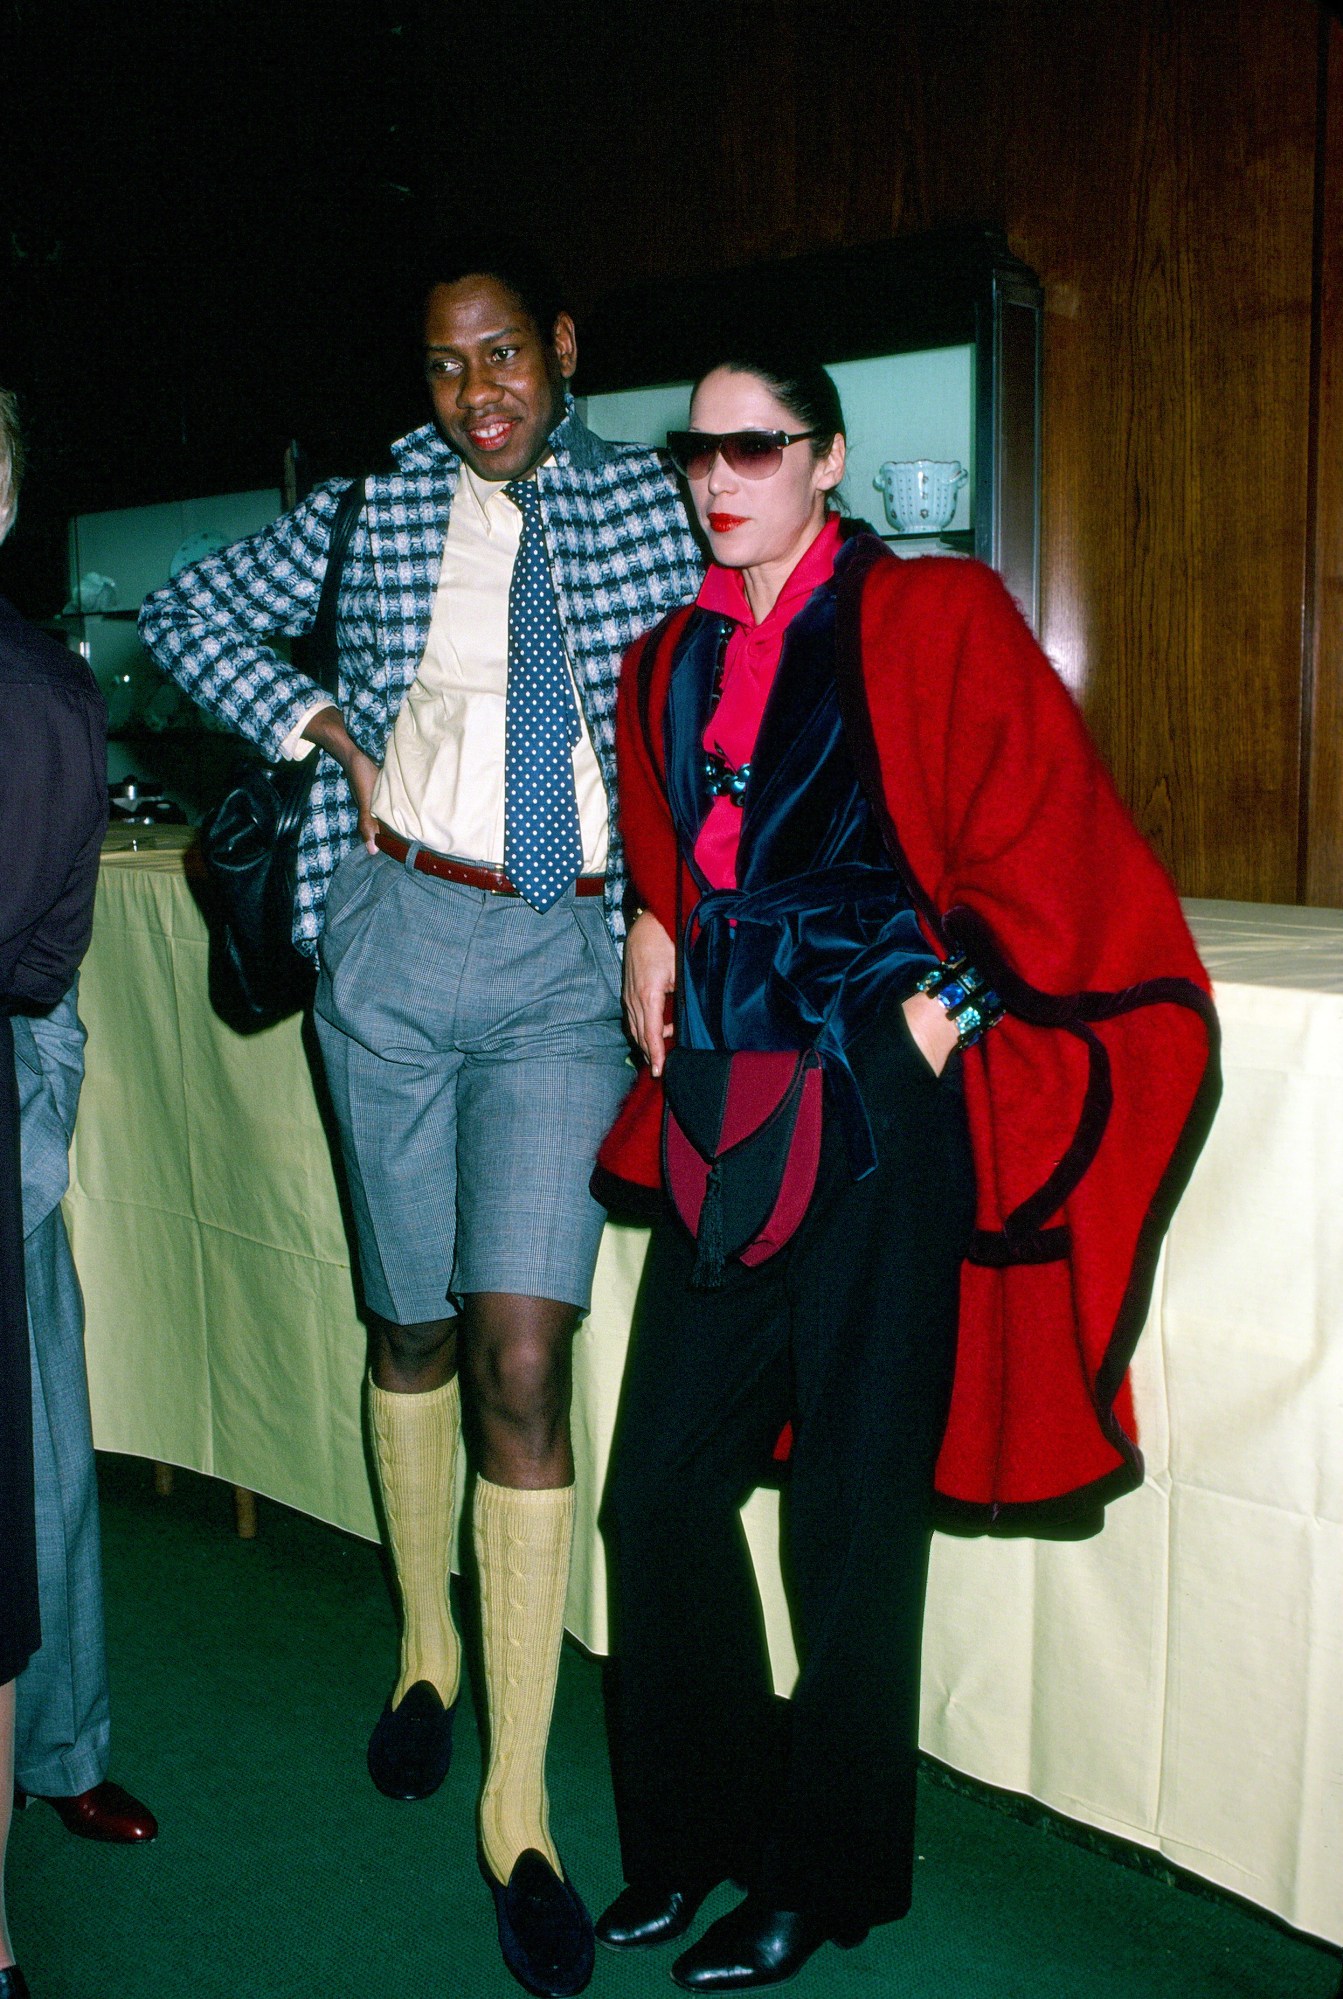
xmin=0 ymin=389 xmax=22 ymax=547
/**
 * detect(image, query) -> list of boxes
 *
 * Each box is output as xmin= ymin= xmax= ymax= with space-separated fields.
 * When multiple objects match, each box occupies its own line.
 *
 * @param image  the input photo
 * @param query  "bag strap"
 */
xmin=308 ymin=476 xmax=367 ymax=699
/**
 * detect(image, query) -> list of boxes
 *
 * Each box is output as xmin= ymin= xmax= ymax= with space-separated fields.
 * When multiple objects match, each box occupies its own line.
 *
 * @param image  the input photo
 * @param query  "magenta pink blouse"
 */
xmin=692 ymin=515 xmax=843 ymax=889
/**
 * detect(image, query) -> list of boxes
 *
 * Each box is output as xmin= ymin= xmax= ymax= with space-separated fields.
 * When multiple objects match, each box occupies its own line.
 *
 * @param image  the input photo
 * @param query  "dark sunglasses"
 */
xmin=666 ymin=428 xmax=822 ymax=480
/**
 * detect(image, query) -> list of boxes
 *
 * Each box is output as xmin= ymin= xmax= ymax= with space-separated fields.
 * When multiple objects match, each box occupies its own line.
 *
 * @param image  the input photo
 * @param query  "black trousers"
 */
xmin=602 ymin=1002 xmax=975 ymax=1931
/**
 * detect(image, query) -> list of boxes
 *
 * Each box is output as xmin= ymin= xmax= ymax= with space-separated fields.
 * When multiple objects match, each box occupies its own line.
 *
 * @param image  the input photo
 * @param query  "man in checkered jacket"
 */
xmin=140 ymin=240 xmax=700 ymax=1998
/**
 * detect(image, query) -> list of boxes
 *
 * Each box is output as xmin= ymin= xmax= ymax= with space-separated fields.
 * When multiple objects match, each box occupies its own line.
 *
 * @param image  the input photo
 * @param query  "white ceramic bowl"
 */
xmin=874 ymin=459 xmax=968 ymax=533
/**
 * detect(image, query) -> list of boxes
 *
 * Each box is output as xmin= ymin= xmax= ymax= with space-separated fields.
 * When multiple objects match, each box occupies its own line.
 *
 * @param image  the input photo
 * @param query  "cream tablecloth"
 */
xmin=68 ymin=836 xmax=1342 ymax=1945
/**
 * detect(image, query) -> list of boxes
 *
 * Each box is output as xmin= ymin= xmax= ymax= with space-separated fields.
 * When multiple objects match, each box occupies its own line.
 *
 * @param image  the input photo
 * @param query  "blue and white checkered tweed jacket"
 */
xmin=139 ymin=402 xmax=703 ymax=954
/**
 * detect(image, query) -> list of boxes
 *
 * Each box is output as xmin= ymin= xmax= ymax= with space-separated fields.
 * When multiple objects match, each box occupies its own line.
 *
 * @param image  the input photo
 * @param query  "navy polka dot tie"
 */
xmin=504 ymin=479 xmax=583 ymax=911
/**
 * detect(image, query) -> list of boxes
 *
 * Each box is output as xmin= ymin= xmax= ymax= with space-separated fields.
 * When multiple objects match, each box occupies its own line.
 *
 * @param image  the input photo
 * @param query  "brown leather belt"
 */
xmin=374 ymin=823 xmax=605 ymax=898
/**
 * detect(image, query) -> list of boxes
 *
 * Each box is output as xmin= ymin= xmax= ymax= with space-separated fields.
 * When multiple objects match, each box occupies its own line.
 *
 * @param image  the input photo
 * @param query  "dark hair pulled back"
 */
xmin=694 ymin=350 xmax=845 ymax=456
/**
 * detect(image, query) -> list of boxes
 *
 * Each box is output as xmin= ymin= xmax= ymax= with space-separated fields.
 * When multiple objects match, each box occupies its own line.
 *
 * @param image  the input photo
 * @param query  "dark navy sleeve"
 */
xmin=0 ymin=610 xmax=109 ymax=1014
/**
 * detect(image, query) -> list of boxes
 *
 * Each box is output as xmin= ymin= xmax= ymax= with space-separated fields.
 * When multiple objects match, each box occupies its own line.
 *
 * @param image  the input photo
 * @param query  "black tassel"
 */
xmin=691 ymin=1161 xmax=727 ymax=1289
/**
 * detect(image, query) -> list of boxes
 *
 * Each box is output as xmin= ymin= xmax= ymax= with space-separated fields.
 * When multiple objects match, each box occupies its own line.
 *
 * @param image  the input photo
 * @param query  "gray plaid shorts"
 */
xmin=313 ymin=845 xmax=632 ymax=1323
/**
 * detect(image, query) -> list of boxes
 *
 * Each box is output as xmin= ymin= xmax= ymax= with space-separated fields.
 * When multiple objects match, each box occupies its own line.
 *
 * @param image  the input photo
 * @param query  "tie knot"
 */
xmin=506 ymin=478 xmax=541 ymax=518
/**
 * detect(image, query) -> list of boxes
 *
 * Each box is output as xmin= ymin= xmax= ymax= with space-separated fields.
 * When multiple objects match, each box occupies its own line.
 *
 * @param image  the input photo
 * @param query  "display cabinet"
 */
xmin=578 ymin=227 xmax=1043 ymax=629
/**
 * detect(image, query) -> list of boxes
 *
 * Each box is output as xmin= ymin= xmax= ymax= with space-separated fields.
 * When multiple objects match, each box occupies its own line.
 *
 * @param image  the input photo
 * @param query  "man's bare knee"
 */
xmin=460 ymin=1293 xmax=578 ymax=1484
xmin=474 ymin=1326 xmax=568 ymax=1418
xmin=368 ymin=1310 xmax=458 ymax=1392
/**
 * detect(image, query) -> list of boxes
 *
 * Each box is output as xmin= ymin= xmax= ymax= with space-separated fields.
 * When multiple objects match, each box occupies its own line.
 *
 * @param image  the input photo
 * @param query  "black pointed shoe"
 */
xmin=595 ymin=1879 xmax=714 ymax=1950
xmin=366 ymin=1680 xmax=456 ymax=1799
xmin=485 ymin=1848 xmax=595 ymax=1998
xmin=670 ymin=1896 xmax=868 ymax=1991
xmin=0 ymin=1966 xmax=31 ymax=1998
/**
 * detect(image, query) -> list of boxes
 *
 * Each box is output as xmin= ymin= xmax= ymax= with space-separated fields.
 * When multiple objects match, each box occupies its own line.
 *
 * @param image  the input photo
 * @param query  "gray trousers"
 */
xmin=13 ymin=989 xmax=109 ymax=1796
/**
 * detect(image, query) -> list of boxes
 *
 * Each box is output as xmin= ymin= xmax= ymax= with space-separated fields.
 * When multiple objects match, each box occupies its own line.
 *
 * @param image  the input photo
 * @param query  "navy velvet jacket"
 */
xmin=661 ymin=537 xmax=938 ymax=1175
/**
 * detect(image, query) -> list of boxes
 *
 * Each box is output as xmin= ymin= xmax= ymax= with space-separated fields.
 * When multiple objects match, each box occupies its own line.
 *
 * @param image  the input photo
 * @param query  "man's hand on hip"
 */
xmin=303 ymin=704 xmax=381 ymax=854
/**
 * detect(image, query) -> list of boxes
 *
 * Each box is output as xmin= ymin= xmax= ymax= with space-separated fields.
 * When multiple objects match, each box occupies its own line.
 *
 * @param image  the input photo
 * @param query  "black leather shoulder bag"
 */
xmin=197 ymin=475 xmax=366 ymax=1031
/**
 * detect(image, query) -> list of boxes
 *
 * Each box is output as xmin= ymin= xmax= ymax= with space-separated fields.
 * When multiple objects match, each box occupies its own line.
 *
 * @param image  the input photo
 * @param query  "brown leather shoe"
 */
xmin=21 ymin=1779 xmax=158 ymax=1843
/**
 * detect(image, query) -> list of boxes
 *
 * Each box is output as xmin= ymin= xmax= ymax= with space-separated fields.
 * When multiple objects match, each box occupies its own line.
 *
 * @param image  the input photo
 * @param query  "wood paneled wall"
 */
xmin=1303 ymin=15 xmax=1343 ymax=903
xmin=429 ymin=0 xmax=1342 ymax=905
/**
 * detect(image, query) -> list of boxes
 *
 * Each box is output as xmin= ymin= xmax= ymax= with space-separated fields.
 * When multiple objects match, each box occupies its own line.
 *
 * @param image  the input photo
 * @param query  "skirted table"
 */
xmin=68 ymin=829 xmax=1342 ymax=1947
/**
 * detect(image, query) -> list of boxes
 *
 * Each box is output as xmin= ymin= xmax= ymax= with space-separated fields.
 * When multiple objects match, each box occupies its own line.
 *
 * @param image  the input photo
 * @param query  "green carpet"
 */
xmin=10 ymin=1458 xmax=1341 ymax=1998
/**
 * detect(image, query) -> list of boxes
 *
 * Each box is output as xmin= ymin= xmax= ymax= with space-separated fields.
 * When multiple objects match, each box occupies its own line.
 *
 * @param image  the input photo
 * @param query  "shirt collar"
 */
xmin=456 ymin=457 xmax=504 ymax=521
xmin=695 ymin=513 xmax=843 ymax=629
xmin=456 ymin=452 xmax=556 ymax=524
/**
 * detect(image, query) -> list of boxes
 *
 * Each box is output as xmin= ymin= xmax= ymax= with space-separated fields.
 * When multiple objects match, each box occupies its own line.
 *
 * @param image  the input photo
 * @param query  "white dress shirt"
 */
xmin=287 ymin=460 xmax=609 ymax=872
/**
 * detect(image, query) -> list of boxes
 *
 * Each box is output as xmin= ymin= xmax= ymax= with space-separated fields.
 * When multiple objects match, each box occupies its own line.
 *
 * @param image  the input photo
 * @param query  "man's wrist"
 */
xmin=302 ymin=704 xmax=356 ymax=768
xmin=281 ymin=697 xmax=336 ymax=761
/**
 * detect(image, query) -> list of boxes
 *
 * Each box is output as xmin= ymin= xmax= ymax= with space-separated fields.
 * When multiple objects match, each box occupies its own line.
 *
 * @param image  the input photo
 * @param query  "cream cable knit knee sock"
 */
xmin=473 ymin=1476 xmax=574 ymax=1881
xmin=368 ymin=1373 xmax=462 ymax=1709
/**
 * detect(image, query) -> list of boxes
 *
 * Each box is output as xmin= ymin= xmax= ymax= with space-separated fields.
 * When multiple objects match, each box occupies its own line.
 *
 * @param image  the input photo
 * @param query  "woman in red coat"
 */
xmin=594 ymin=354 xmax=1217 ymax=1992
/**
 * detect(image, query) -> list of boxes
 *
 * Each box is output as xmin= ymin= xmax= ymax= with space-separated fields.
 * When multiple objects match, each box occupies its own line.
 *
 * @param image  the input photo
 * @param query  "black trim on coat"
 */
xmin=967 ymin=1225 xmax=1071 ymax=1267
xmin=830 ymin=529 xmax=946 ymax=935
xmin=933 ymin=1459 xmax=1143 ymax=1541
xmin=591 ymin=1161 xmax=668 ymax=1226
xmin=1093 ymin=995 xmax=1222 ymax=1426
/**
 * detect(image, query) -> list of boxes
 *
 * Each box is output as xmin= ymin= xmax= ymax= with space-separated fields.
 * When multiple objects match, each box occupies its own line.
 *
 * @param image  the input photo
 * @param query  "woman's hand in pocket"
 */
xmin=901 ymin=989 xmax=960 ymax=1077
xmin=623 ymin=911 xmax=676 ymax=1077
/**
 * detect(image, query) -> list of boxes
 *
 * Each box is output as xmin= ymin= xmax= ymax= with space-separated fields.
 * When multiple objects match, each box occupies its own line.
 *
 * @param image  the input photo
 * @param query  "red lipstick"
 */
xmin=707 ymin=513 xmax=747 ymax=532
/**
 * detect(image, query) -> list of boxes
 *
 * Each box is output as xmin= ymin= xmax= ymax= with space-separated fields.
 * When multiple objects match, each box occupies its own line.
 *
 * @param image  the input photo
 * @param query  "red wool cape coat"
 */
xmin=597 ymin=545 xmax=1220 ymax=1528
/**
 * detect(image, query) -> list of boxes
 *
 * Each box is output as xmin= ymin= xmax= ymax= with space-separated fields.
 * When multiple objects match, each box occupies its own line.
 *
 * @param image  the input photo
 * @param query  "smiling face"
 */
xmin=423 ymin=273 xmax=577 ymax=481
xmin=686 ymin=366 xmax=845 ymax=574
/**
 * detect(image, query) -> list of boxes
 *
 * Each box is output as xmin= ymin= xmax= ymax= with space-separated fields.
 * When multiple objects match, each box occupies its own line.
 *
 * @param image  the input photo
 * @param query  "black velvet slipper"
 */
xmin=483 ymin=1847 xmax=595 ymax=1998
xmin=365 ymin=1680 xmax=455 ymax=1800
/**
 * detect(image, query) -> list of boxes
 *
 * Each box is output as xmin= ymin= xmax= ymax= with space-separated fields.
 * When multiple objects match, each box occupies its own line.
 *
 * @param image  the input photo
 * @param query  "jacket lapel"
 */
xmin=735 ymin=583 xmax=842 ymax=883
xmin=542 ymin=480 xmax=601 ymax=696
xmin=372 ymin=427 xmax=459 ymax=734
xmin=663 ymin=611 xmax=725 ymax=870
